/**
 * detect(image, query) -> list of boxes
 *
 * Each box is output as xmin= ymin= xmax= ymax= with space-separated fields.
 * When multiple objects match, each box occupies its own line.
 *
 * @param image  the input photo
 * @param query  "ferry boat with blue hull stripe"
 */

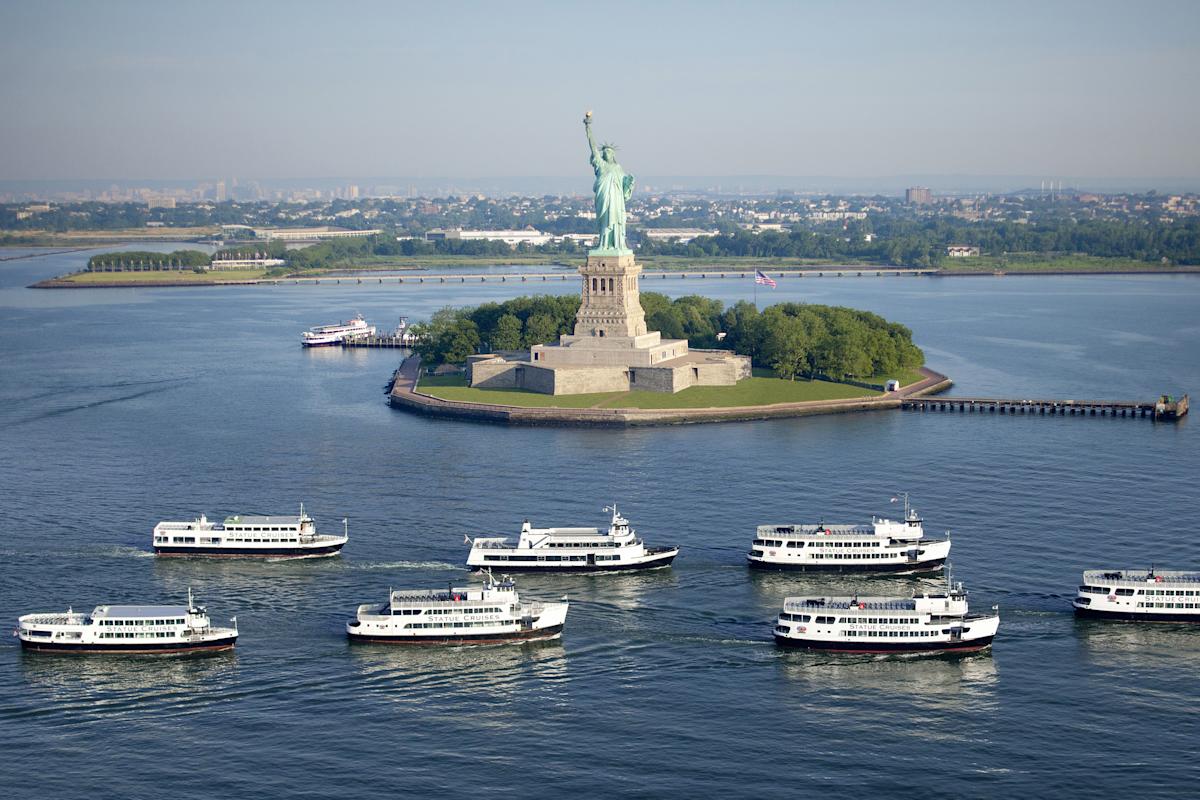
xmin=153 ymin=505 xmax=348 ymax=558
xmin=347 ymin=571 xmax=569 ymax=646
xmin=773 ymin=574 xmax=999 ymax=654
xmin=16 ymin=590 xmax=237 ymax=655
xmin=1073 ymin=569 xmax=1200 ymax=622
xmin=748 ymin=493 xmax=949 ymax=574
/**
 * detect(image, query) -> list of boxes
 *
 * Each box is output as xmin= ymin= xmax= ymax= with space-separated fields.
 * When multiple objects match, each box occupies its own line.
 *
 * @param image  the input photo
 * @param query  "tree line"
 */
xmin=412 ymin=293 xmax=923 ymax=383
xmin=635 ymin=217 xmax=1200 ymax=267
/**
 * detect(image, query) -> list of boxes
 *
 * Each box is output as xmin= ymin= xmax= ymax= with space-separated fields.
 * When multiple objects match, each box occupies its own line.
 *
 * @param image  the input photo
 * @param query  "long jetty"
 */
xmin=253 ymin=267 xmax=938 ymax=287
xmin=901 ymin=395 xmax=1188 ymax=420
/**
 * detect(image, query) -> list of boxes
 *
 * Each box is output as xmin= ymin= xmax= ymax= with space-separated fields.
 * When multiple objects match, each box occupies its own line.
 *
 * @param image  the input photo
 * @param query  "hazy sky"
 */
xmin=2 ymin=0 xmax=1198 ymax=182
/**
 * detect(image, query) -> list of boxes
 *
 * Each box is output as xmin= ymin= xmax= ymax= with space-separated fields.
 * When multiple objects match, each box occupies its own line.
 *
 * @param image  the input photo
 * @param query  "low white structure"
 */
xmin=946 ymin=245 xmax=981 ymax=257
xmin=252 ymin=226 xmax=380 ymax=241
xmin=641 ymin=227 xmax=717 ymax=244
xmin=424 ymin=228 xmax=554 ymax=247
xmin=209 ymin=257 xmax=287 ymax=270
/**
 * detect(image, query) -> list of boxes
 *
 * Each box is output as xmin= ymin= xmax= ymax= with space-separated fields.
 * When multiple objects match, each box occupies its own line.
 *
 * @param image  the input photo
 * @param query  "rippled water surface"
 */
xmin=1 ymin=247 xmax=1198 ymax=798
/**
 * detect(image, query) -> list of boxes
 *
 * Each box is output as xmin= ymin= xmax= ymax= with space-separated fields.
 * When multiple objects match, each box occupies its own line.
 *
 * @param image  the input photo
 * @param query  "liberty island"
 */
xmin=467 ymin=113 xmax=751 ymax=395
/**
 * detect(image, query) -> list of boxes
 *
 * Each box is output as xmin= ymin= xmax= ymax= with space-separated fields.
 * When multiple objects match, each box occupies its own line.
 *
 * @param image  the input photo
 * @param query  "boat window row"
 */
xmin=779 ymin=613 xmax=812 ymax=622
xmin=841 ymin=617 xmax=921 ymax=624
xmin=100 ymin=632 xmax=178 ymax=639
xmin=482 ymin=554 xmax=594 ymax=562
xmin=1080 ymin=586 xmax=1200 ymax=597
xmin=810 ymin=553 xmax=898 ymax=560
xmin=424 ymin=607 xmax=503 ymax=615
xmin=225 ymin=538 xmax=301 ymax=544
xmin=844 ymin=630 xmax=938 ymax=638
xmin=226 ymin=526 xmax=299 ymax=532
xmin=100 ymin=618 xmax=184 ymax=626
xmin=810 ymin=541 xmax=882 ymax=548
xmin=1138 ymin=602 xmax=1200 ymax=609
xmin=544 ymin=541 xmax=620 ymax=548
xmin=404 ymin=621 xmax=508 ymax=629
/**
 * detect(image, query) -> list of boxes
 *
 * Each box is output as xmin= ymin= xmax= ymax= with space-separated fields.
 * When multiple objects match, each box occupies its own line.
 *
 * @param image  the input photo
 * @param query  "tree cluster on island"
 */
xmin=411 ymin=294 xmax=923 ymax=383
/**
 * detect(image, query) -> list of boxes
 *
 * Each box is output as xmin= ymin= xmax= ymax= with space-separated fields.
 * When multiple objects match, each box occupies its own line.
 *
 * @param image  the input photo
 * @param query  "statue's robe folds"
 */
xmin=591 ymin=155 xmax=634 ymax=251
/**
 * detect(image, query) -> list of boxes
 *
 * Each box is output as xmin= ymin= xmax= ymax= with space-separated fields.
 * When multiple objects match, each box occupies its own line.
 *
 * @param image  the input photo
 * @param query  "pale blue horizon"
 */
xmin=1 ymin=0 xmax=1198 ymax=183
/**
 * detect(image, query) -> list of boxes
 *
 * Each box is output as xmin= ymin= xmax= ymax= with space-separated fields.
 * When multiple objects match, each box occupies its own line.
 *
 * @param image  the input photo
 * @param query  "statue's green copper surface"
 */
xmin=584 ymin=112 xmax=635 ymax=255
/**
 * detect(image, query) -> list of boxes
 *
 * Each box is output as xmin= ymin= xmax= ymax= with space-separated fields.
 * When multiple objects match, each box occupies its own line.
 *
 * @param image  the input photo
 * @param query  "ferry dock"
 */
xmin=341 ymin=334 xmax=415 ymax=349
xmin=901 ymin=394 xmax=1188 ymax=420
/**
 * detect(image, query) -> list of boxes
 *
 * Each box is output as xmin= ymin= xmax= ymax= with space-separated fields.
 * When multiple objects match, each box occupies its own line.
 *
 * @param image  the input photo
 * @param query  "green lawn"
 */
xmin=936 ymin=254 xmax=1175 ymax=273
xmin=416 ymin=370 xmax=880 ymax=409
xmin=52 ymin=269 xmax=268 ymax=284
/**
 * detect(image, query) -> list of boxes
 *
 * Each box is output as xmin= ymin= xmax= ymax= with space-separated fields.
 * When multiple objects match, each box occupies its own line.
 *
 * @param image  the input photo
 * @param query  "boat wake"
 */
xmin=357 ymin=560 xmax=465 ymax=571
xmin=8 ymin=384 xmax=185 ymax=427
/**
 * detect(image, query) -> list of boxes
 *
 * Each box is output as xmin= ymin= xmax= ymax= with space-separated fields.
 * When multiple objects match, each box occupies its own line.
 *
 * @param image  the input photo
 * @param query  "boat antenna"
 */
xmin=891 ymin=491 xmax=911 ymax=519
xmin=188 ymin=586 xmax=194 ymax=611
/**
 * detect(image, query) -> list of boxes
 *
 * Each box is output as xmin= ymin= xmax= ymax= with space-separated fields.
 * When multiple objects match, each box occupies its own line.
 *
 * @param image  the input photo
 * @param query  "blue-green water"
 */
xmin=1 ymin=248 xmax=1198 ymax=799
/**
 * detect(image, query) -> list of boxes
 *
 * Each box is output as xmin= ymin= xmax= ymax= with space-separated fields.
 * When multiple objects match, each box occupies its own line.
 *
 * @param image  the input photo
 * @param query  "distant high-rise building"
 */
xmin=905 ymin=186 xmax=933 ymax=205
xmin=215 ymin=181 xmax=227 ymax=202
xmin=348 ymin=184 xmax=360 ymax=200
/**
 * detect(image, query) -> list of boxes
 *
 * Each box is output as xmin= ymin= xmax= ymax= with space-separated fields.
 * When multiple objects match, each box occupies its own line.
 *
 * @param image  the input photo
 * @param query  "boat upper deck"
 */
xmin=95 ymin=605 xmax=190 ymax=619
xmin=783 ymin=597 xmax=920 ymax=612
xmin=225 ymin=515 xmax=305 ymax=526
xmin=1084 ymin=569 xmax=1200 ymax=586
xmin=760 ymin=524 xmax=875 ymax=537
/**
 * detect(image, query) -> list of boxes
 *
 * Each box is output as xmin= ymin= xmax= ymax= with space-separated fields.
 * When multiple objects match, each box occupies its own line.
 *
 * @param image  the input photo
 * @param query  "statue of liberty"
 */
xmin=584 ymin=111 xmax=635 ymax=254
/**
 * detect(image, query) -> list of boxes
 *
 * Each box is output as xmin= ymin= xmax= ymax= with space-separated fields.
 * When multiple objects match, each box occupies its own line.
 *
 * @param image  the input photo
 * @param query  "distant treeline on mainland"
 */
xmin=87 ymin=241 xmax=289 ymax=271
xmin=412 ymin=293 xmax=924 ymax=383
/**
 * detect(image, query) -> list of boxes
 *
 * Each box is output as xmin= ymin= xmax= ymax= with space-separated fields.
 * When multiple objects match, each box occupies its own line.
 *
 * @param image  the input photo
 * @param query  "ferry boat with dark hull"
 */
xmin=773 ymin=574 xmax=999 ymax=654
xmin=16 ymin=590 xmax=237 ymax=655
xmin=347 ymin=571 xmax=569 ymax=646
xmin=153 ymin=505 xmax=348 ymax=558
xmin=1073 ymin=569 xmax=1200 ymax=623
xmin=466 ymin=506 xmax=678 ymax=573
xmin=748 ymin=494 xmax=949 ymax=574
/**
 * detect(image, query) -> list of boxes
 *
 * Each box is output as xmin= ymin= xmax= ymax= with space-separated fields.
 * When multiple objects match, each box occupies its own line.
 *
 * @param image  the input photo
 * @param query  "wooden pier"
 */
xmin=901 ymin=394 xmax=1188 ymax=420
xmin=340 ymin=335 xmax=415 ymax=349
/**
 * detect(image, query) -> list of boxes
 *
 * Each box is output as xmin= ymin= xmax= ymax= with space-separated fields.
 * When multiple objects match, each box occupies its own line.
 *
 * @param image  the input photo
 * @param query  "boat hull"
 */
xmin=1073 ymin=606 xmax=1200 ymax=623
xmin=347 ymin=624 xmax=564 ymax=646
xmin=18 ymin=635 xmax=237 ymax=655
xmin=748 ymin=557 xmax=946 ymax=574
xmin=471 ymin=551 xmax=677 ymax=574
xmin=154 ymin=542 xmax=346 ymax=558
xmin=773 ymin=634 xmax=994 ymax=653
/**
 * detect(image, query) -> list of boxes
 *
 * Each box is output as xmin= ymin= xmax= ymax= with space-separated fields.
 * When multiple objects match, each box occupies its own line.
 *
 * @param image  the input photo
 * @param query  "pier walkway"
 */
xmin=901 ymin=395 xmax=1188 ymax=420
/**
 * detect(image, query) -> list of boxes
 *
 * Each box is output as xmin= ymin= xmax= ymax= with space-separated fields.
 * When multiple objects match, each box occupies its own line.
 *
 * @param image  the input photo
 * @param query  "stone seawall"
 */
xmin=389 ymin=357 xmax=952 ymax=428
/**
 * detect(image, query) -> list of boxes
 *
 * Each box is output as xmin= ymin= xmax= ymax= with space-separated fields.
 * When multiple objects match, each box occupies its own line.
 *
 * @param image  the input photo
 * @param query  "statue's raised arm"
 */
xmin=584 ymin=111 xmax=601 ymax=172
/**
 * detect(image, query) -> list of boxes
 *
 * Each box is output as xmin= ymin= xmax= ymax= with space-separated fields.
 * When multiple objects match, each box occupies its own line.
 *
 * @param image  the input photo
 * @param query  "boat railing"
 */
xmin=21 ymin=612 xmax=88 ymax=626
xmin=471 ymin=538 xmax=511 ymax=549
xmin=784 ymin=598 xmax=917 ymax=612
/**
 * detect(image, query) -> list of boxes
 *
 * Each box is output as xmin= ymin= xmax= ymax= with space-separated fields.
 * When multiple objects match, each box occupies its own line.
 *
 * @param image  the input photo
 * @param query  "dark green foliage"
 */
xmin=87 ymin=249 xmax=211 ymax=270
xmin=413 ymin=294 xmax=923 ymax=379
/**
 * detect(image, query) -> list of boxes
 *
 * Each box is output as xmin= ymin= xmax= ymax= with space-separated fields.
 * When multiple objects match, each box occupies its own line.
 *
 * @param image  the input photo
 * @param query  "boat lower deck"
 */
xmin=472 ymin=550 xmax=677 ymax=573
xmin=154 ymin=543 xmax=345 ymax=558
xmin=1073 ymin=607 xmax=1200 ymax=623
xmin=773 ymin=634 xmax=994 ymax=653
xmin=19 ymin=636 xmax=237 ymax=655
xmin=347 ymin=624 xmax=564 ymax=646
xmin=748 ymin=557 xmax=945 ymax=574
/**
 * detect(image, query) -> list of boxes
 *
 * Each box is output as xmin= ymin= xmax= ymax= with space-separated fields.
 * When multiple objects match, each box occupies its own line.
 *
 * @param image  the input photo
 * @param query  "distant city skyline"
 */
xmin=2 ymin=1 xmax=1198 ymax=185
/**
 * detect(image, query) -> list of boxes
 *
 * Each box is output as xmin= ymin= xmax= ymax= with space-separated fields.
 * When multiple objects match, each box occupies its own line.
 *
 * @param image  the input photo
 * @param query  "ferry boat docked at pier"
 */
xmin=301 ymin=313 xmax=375 ymax=346
xmin=748 ymin=494 xmax=949 ymax=573
xmin=153 ymin=505 xmax=348 ymax=558
xmin=773 ymin=574 xmax=999 ymax=653
xmin=16 ymin=589 xmax=237 ymax=655
xmin=466 ymin=505 xmax=678 ymax=573
xmin=347 ymin=571 xmax=569 ymax=646
xmin=1072 ymin=568 xmax=1200 ymax=622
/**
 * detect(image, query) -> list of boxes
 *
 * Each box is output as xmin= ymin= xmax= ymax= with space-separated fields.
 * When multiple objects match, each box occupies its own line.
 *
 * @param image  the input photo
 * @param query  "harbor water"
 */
xmin=1 ymin=247 xmax=1198 ymax=798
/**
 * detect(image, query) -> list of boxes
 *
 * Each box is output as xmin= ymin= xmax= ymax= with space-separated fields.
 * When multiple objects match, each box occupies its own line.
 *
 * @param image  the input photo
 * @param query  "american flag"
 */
xmin=754 ymin=270 xmax=777 ymax=288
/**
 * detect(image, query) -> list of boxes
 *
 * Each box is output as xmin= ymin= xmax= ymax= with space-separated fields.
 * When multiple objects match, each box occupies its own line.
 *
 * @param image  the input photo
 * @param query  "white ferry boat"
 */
xmin=153 ymin=504 xmax=348 ymax=558
xmin=301 ymin=313 xmax=375 ymax=346
xmin=773 ymin=575 xmax=999 ymax=653
xmin=466 ymin=505 xmax=678 ymax=573
xmin=748 ymin=494 xmax=949 ymax=573
xmin=16 ymin=590 xmax=237 ymax=655
xmin=347 ymin=571 xmax=569 ymax=646
xmin=1072 ymin=568 xmax=1200 ymax=623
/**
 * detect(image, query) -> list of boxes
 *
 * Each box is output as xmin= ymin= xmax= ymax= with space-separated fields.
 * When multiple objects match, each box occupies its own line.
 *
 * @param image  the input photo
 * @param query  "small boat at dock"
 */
xmin=301 ymin=313 xmax=375 ymax=346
